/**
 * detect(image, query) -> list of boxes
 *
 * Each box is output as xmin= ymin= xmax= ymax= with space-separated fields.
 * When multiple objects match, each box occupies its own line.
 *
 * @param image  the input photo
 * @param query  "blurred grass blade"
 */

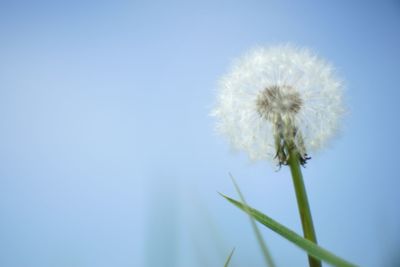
xmin=220 ymin=194 xmax=358 ymax=267
xmin=229 ymin=173 xmax=275 ymax=267
xmin=224 ymin=247 xmax=235 ymax=267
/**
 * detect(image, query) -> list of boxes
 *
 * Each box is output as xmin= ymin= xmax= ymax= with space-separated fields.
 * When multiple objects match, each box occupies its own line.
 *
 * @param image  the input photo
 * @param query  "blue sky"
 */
xmin=0 ymin=0 xmax=399 ymax=266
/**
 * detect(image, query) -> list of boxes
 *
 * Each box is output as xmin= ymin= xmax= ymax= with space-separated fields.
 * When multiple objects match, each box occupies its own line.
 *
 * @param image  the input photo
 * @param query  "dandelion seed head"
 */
xmin=212 ymin=44 xmax=345 ymax=163
xmin=256 ymin=85 xmax=303 ymax=120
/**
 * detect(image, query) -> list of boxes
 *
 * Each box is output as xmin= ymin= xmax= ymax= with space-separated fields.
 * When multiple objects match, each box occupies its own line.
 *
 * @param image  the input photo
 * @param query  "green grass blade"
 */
xmin=229 ymin=173 xmax=276 ymax=267
xmin=224 ymin=247 xmax=235 ymax=267
xmin=220 ymin=194 xmax=358 ymax=267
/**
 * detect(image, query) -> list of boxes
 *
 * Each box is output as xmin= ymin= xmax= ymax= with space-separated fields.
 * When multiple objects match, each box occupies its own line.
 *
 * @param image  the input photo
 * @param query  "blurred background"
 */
xmin=0 ymin=0 xmax=399 ymax=266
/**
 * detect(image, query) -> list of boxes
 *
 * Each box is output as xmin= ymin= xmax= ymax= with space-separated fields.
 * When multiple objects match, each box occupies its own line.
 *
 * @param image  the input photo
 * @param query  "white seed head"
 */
xmin=211 ymin=44 xmax=345 ymax=163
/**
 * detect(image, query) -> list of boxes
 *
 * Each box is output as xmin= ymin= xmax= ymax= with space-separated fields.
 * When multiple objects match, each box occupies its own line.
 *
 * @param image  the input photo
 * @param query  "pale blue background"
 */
xmin=1 ymin=0 xmax=399 ymax=266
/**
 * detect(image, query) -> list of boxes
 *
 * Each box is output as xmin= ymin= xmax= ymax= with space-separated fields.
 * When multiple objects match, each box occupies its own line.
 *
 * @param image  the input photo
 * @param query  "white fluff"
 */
xmin=212 ymin=45 xmax=344 ymax=163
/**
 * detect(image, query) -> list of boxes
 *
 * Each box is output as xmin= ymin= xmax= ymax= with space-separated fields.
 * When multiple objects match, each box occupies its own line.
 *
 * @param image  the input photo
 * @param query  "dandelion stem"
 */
xmin=287 ymin=144 xmax=322 ymax=267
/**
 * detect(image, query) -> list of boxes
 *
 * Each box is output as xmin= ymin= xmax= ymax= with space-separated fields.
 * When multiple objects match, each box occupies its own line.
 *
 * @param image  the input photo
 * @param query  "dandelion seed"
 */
xmin=212 ymin=45 xmax=344 ymax=165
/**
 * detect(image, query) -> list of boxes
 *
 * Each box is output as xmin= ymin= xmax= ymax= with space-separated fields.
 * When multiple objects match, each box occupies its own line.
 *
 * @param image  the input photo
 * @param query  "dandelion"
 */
xmin=212 ymin=45 xmax=344 ymax=166
xmin=213 ymin=45 xmax=346 ymax=267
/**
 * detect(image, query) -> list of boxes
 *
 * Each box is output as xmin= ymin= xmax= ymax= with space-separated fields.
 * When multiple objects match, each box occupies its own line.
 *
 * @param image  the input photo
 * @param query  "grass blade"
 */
xmin=220 ymin=193 xmax=358 ymax=267
xmin=224 ymin=247 xmax=235 ymax=267
xmin=229 ymin=173 xmax=275 ymax=267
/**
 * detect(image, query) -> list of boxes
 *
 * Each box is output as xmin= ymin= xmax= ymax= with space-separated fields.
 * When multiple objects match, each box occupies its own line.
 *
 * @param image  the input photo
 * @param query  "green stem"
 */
xmin=287 ymin=145 xmax=322 ymax=267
